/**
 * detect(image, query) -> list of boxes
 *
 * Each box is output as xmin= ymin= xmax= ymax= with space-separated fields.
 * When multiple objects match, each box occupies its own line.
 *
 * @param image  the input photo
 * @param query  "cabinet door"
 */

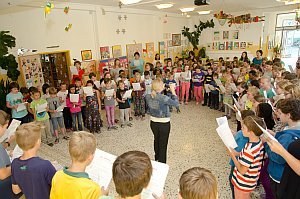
xmin=54 ymin=53 xmax=70 ymax=86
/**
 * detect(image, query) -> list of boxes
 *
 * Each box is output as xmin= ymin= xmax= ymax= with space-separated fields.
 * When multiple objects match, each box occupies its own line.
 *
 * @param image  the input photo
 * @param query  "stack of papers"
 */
xmin=56 ymin=105 xmax=64 ymax=112
xmin=36 ymin=103 xmax=47 ymax=114
xmin=70 ymin=66 xmax=78 ymax=75
xmin=94 ymin=81 xmax=101 ymax=89
xmin=216 ymin=117 xmax=238 ymax=150
xmin=17 ymin=103 xmax=27 ymax=112
xmin=122 ymin=90 xmax=133 ymax=99
xmin=132 ymin=83 xmax=141 ymax=91
xmin=204 ymin=84 xmax=210 ymax=93
xmin=83 ymin=87 xmax=94 ymax=96
xmin=70 ymin=94 xmax=79 ymax=103
xmin=0 ymin=119 xmax=21 ymax=143
xmin=252 ymin=118 xmax=278 ymax=142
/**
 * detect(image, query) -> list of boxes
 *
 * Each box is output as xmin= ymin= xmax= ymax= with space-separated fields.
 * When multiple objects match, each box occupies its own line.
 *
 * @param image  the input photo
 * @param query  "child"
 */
xmin=20 ymin=87 xmax=34 ymax=122
xmin=223 ymin=76 xmax=235 ymax=119
xmin=179 ymin=167 xmax=218 ymax=199
xmin=75 ymin=77 xmax=87 ymax=125
xmin=102 ymin=78 xmax=117 ymax=131
xmin=229 ymin=116 xmax=265 ymax=199
xmin=132 ymin=72 xmax=146 ymax=120
xmin=50 ymin=131 xmax=101 ymax=199
xmin=263 ymin=61 xmax=273 ymax=80
xmin=203 ymin=67 xmax=213 ymax=106
xmin=116 ymin=80 xmax=133 ymax=128
xmin=41 ymin=83 xmax=50 ymax=100
xmin=57 ymin=82 xmax=72 ymax=131
xmin=259 ymin=77 xmax=276 ymax=100
xmin=166 ymin=73 xmax=180 ymax=113
xmin=6 ymin=82 xmax=29 ymax=124
xmin=210 ymin=74 xmax=219 ymax=110
xmin=144 ymin=71 xmax=152 ymax=95
xmin=84 ymin=80 xmax=102 ymax=134
xmin=11 ymin=122 xmax=56 ymax=199
xmin=192 ymin=66 xmax=205 ymax=105
xmin=30 ymin=89 xmax=54 ymax=146
xmin=112 ymin=151 xmax=153 ymax=198
xmin=172 ymin=67 xmax=180 ymax=96
xmin=180 ymin=65 xmax=192 ymax=105
xmin=66 ymin=84 xmax=83 ymax=132
xmin=47 ymin=87 xmax=69 ymax=143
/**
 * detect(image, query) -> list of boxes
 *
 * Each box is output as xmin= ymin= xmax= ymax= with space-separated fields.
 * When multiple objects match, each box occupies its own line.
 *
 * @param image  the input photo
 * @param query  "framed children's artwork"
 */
xmin=232 ymin=30 xmax=239 ymax=39
xmin=240 ymin=42 xmax=246 ymax=49
xmin=158 ymin=41 xmax=165 ymax=56
xmin=100 ymin=46 xmax=110 ymax=60
xmin=247 ymin=42 xmax=253 ymax=49
xmin=81 ymin=50 xmax=92 ymax=61
xmin=112 ymin=45 xmax=122 ymax=58
xmin=228 ymin=41 xmax=233 ymax=50
xmin=81 ymin=60 xmax=97 ymax=75
xmin=146 ymin=42 xmax=155 ymax=60
xmin=172 ymin=34 xmax=181 ymax=46
xmin=223 ymin=31 xmax=229 ymax=40
xmin=219 ymin=42 xmax=225 ymax=50
xmin=126 ymin=43 xmax=143 ymax=61
xmin=234 ymin=42 xmax=240 ymax=50
xmin=214 ymin=31 xmax=220 ymax=41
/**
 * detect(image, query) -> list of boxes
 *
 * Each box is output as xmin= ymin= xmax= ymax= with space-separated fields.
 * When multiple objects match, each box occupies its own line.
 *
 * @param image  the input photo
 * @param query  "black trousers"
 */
xmin=150 ymin=121 xmax=171 ymax=163
xmin=63 ymin=107 xmax=72 ymax=129
xmin=270 ymin=177 xmax=282 ymax=199
xmin=204 ymin=92 xmax=211 ymax=106
xmin=210 ymin=92 xmax=219 ymax=108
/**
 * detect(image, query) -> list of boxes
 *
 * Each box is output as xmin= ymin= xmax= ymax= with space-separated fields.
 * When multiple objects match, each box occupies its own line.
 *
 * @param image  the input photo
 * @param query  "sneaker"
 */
xmin=127 ymin=123 xmax=133 ymax=127
xmin=202 ymin=104 xmax=207 ymax=106
xmin=185 ymin=102 xmax=188 ymax=105
xmin=63 ymin=136 xmax=70 ymax=140
xmin=121 ymin=124 xmax=125 ymax=128
xmin=54 ymin=138 xmax=59 ymax=144
xmin=112 ymin=126 xmax=118 ymax=130
xmin=177 ymin=109 xmax=181 ymax=113
xmin=196 ymin=102 xmax=199 ymax=105
xmin=107 ymin=127 xmax=111 ymax=131
xmin=47 ymin=143 xmax=54 ymax=147
xmin=129 ymin=117 xmax=133 ymax=121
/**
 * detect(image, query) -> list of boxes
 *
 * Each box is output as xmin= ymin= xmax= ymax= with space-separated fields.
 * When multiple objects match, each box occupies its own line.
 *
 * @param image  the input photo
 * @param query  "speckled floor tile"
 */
xmin=36 ymin=102 xmax=263 ymax=199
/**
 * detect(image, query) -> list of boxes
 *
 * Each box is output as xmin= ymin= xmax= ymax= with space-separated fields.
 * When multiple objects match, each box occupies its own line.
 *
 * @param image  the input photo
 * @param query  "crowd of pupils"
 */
xmin=1 ymin=50 xmax=300 ymax=199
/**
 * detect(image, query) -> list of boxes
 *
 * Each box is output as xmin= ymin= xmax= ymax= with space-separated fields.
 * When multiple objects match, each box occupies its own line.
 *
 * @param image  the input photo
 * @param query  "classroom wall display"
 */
xmin=126 ymin=43 xmax=143 ymax=61
xmin=19 ymin=55 xmax=44 ymax=88
xmin=219 ymin=42 xmax=225 ymax=50
xmin=240 ymin=42 xmax=246 ymax=49
xmin=81 ymin=50 xmax=92 ymax=61
xmin=158 ymin=41 xmax=165 ymax=56
xmin=100 ymin=46 xmax=110 ymax=59
xmin=247 ymin=42 xmax=253 ymax=49
xmin=234 ymin=42 xmax=240 ymax=50
xmin=112 ymin=45 xmax=122 ymax=58
xmin=146 ymin=42 xmax=155 ymax=60
xmin=226 ymin=41 xmax=233 ymax=50
xmin=223 ymin=31 xmax=229 ymax=40
xmin=214 ymin=31 xmax=220 ymax=41
xmin=232 ymin=30 xmax=239 ymax=39
xmin=167 ymin=40 xmax=172 ymax=48
xmin=172 ymin=34 xmax=181 ymax=46
xmin=81 ymin=60 xmax=97 ymax=75
xmin=98 ymin=56 xmax=128 ymax=76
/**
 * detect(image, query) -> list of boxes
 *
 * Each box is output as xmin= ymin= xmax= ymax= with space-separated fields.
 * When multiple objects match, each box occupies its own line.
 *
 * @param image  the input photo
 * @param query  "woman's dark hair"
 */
xmin=89 ymin=72 xmax=96 ymax=79
xmin=74 ymin=60 xmax=81 ymax=66
xmin=155 ymin=53 xmax=160 ymax=60
xmin=134 ymin=52 xmax=140 ymax=57
xmin=250 ymin=80 xmax=260 ymax=89
xmin=240 ymin=51 xmax=248 ymax=62
xmin=42 ymin=83 xmax=50 ymax=95
xmin=189 ymin=51 xmax=195 ymax=58
xmin=256 ymin=50 xmax=263 ymax=56
xmin=257 ymin=103 xmax=275 ymax=130
xmin=277 ymin=99 xmax=300 ymax=122
xmin=104 ymin=78 xmax=111 ymax=84
xmin=68 ymin=84 xmax=76 ymax=96
xmin=9 ymin=82 xmax=19 ymax=90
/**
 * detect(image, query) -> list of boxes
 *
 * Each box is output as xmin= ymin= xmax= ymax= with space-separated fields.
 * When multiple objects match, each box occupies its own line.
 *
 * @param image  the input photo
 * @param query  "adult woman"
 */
xmin=252 ymin=50 xmax=263 ymax=65
xmin=111 ymin=59 xmax=124 ymax=82
xmin=71 ymin=60 xmax=85 ymax=84
xmin=153 ymin=53 xmax=161 ymax=66
xmin=145 ymin=79 xmax=179 ymax=163
xmin=240 ymin=51 xmax=249 ymax=63
xmin=129 ymin=52 xmax=144 ymax=78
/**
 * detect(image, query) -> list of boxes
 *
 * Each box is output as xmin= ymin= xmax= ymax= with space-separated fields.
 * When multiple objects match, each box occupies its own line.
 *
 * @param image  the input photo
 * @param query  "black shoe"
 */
xmin=121 ymin=124 xmax=125 ymax=128
xmin=129 ymin=117 xmax=133 ymax=121
xmin=47 ymin=143 xmax=54 ymax=147
xmin=202 ymin=104 xmax=207 ymax=106
xmin=177 ymin=109 xmax=181 ymax=113
xmin=210 ymin=106 xmax=214 ymax=109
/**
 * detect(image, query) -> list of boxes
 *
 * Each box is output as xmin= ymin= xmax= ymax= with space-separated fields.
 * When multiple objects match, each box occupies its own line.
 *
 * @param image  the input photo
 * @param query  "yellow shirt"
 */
xmin=50 ymin=167 xmax=101 ymax=199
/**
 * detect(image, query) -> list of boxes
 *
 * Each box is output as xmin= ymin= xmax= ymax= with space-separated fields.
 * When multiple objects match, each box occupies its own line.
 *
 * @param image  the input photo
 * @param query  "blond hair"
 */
xmin=151 ymin=78 xmax=164 ymax=98
xmin=277 ymin=80 xmax=292 ymax=90
xmin=48 ymin=87 xmax=57 ymax=95
xmin=247 ymin=86 xmax=260 ymax=96
xmin=0 ymin=110 xmax=10 ymax=126
xmin=284 ymin=84 xmax=300 ymax=99
xmin=69 ymin=131 xmax=96 ymax=162
xmin=15 ymin=122 xmax=42 ymax=151
xmin=179 ymin=167 xmax=218 ymax=199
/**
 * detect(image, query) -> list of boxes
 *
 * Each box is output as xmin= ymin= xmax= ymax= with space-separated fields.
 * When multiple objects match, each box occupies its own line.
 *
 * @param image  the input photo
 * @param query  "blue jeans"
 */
xmin=71 ymin=112 xmax=83 ymax=131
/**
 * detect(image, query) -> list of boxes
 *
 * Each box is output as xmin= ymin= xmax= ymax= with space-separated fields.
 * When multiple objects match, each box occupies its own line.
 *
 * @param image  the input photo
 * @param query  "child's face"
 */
xmin=119 ymin=83 xmax=125 ymax=90
xmin=169 ymin=75 xmax=174 ymax=80
xmin=105 ymin=81 xmax=112 ymax=88
xmin=145 ymin=75 xmax=150 ymax=80
xmin=87 ymin=83 xmax=93 ymax=87
xmin=33 ymin=92 xmax=41 ymax=100
xmin=237 ymin=86 xmax=245 ymax=93
xmin=91 ymin=76 xmax=96 ymax=82
xmin=196 ymin=69 xmax=201 ymax=73
xmin=241 ymin=123 xmax=250 ymax=137
xmin=75 ymin=63 xmax=81 ymax=69
xmin=70 ymin=87 xmax=76 ymax=94
xmin=75 ymin=81 xmax=81 ymax=87
xmin=173 ymin=68 xmax=177 ymax=73
xmin=145 ymin=65 xmax=150 ymax=71
xmin=266 ymin=64 xmax=272 ymax=71
xmin=184 ymin=65 xmax=189 ymax=71
xmin=11 ymin=87 xmax=18 ymax=94
xmin=260 ymin=79 xmax=270 ymax=89
xmin=50 ymin=93 xmax=57 ymax=98
xmin=208 ymin=69 xmax=212 ymax=74
xmin=247 ymin=91 xmax=254 ymax=100
xmin=167 ymin=62 xmax=172 ymax=67
xmin=276 ymin=86 xmax=283 ymax=95
xmin=277 ymin=109 xmax=289 ymax=124
xmin=22 ymin=93 xmax=29 ymax=98
xmin=60 ymin=85 xmax=67 ymax=91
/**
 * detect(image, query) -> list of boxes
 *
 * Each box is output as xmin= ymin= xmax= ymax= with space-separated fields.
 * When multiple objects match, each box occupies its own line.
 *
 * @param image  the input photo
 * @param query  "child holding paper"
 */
xmin=165 ymin=73 xmax=180 ymax=113
xmin=58 ymin=82 xmax=72 ymax=132
xmin=259 ymin=77 xmax=276 ymax=100
xmin=102 ymin=78 xmax=117 ymax=131
xmin=180 ymin=65 xmax=192 ymax=105
xmin=66 ymin=84 xmax=83 ymax=132
xmin=116 ymin=81 xmax=133 ymax=128
xmin=223 ymin=76 xmax=235 ymax=119
xmin=229 ymin=116 xmax=266 ymax=199
xmin=47 ymin=87 xmax=69 ymax=144
xmin=203 ymin=67 xmax=213 ymax=107
xmin=30 ymin=89 xmax=54 ymax=146
xmin=192 ymin=66 xmax=205 ymax=105
xmin=50 ymin=131 xmax=102 ymax=199
xmin=209 ymin=74 xmax=220 ymax=110
xmin=132 ymin=72 xmax=146 ymax=120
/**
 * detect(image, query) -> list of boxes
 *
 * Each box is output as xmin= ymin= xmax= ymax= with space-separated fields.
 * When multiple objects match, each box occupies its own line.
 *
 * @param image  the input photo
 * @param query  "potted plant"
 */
xmin=0 ymin=78 xmax=11 ymax=113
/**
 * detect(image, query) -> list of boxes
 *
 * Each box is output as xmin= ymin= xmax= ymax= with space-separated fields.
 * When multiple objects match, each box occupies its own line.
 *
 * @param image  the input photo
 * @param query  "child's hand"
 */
xmin=13 ymin=105 xmax=18 ymax=110
xmin=54 ymin=110 xmax=58 ymax=113
xmin=101 ymin=186 xmax=109 ymax=196
xmin=152 ymin=193 xmax=166 ymax=199
xmin=267 ymin=139 xmax=284 ymax=155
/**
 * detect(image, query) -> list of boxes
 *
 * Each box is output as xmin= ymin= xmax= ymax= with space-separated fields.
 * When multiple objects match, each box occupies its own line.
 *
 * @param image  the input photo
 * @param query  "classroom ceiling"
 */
xmin=0 ymin=0 xmax=298 ymax=14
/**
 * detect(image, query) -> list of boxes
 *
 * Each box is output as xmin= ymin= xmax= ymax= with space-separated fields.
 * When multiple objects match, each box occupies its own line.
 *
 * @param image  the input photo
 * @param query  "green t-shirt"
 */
xmin=260 ymin=88 xmax=276 ymax=99
xmin=30 ymin=99 xmax=49 ymax=121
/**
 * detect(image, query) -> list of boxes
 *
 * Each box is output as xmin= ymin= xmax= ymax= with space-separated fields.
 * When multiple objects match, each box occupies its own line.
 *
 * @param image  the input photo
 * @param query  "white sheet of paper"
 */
xmin=36 ymin=103 xmax=47 ymax=114
xmin=70 ymin=94 xmax=79 ymax=103
xmin=70 ymin=66 xmax=78 ymax=75
xmin=132 ymin=83 xmax=141 ymax=91
xmin=230 ymin=83 xmax=238 ymax=92
xmin=174 ymin=73 xmax=181 ymax=79
xmin=17 ymin=103 xmax=27 ymax=112
xmin=252 ymin=118 xmax=278 ymax=142
xmin=11 ymin=145 xmax=23 ymax=161
xmin=83 ymin=87 xmax=94 ymax=96
xmin=208 ymin=85 xmax=215 ymax=91
xmin=204 ymin=84 xmax=210 ymax=93
xmin=263 ymin=90 xmax=268 ymax=99
xmin=193 ymin=79 xmax=200 ymax=82
xmin=232 ymin=97 xmax=241 ymax=110
xmin=271 ymin=88 xmax=277 ymax=96
xmin=94 ymin=81 xmax=101 ymax=89
xmin=86 ymin=149 xmax=117 ymax=189
xmin=215 ymin=79 xmax=222 ymax=86
xmin=216 ymin=116 xmax=228 ymax=126
xmin=56 ymin=105 xmax=64 ymax=112
xmin=0 ymin=119 xmax=21 ymax=143
xmin=224 ymin=102 xmax=236 ymax=111
xmin=219 ymin=85 xmax=226 ymax=93
xmin=216 ymin=123 xmax=238 ymax=149
xmin=288 ymin=65 xmax=295 ymax=73
xmin=122 ymin=90 xmax=133 ymax=99
xmin=105 ymin=89 xmax=114 ymax=97
xmin=141 ymin=161 xmax=169 ymax=199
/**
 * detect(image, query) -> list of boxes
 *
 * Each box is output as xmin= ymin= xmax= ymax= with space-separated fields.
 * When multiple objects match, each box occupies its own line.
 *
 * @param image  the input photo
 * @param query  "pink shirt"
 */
xmin=66 ymin=97 xmax=82 ymax=113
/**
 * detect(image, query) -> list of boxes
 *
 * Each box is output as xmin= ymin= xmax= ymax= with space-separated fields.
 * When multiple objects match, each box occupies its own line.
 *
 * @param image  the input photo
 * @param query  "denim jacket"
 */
xmin=145 ymin=93 xmax=179 ymax=118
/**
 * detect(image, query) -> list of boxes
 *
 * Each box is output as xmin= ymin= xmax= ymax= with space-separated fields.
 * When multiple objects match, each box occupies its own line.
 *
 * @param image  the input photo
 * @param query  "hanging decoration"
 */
xmin=64 ymin=6 xmax=70 ymax=14
xmin=214 ymin=11 xmax=232 ymax=26
xmin=296 ymin=9 xmax=300 ymax=23
xmin=65 ymin=24 xmax=72 ymax=32
xmin=44 ymin=1 xmax=54 ymax=17
xmin=214 ymin=11 xmax=265 ymax=27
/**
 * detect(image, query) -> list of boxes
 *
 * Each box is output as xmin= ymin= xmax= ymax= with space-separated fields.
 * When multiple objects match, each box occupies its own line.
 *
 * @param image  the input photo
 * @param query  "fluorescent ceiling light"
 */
xmin=155 ymin=3 xmax=173 ymax=9
xmin=186 ymin=15 xmax=191 ymax=18
xmin=198 ymin=10 xmax=211 ymax=15
xmin=276 ymin=0 xmax=300 ymax=5
xmin=180 ymin=7 xmax=195 ymax=12
xmin=120 ymin=0 xmax=142 ymax=5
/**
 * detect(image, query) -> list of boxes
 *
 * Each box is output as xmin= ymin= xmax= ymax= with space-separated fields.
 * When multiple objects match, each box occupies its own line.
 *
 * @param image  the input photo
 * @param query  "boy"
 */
xmin=192 ymin=66 xmax=205 ymax=105
xmin=47 ymin=87 xmax=69 ymax=143
xmin=57 ymin=82 xmax=72 ymax=131
xmin=263 ymin=61 xmax=273 ymax=80
xmin=116 ymin=80 xmax=133 ymax=128
xmin=203 ymin=67 xmax=213 ymax=107
xmin=30 ymin=89 xmax=54 ymax=146
xmin=259 ymin=77 xmax=276 ymax=100
xmin=229 ymin=116 xmax=265 ymax=198
xmin=165 ymin=73 xmax=180 ymax=113
xmin=11 ymin=122 xmax=56 ymax=199
xmin=50 ymin=131 xmax=101 ymax=199
xmin=75 ymin=77 xmax=86 ymax=124
xmin=209 ymin=74 xmax=220 ymax=110
xmin=144 ymin=71 xmax=152 ymax=95
xmin=179 ymin=167 xmax=218 ymax=199
xmin=112 ymin=151 xmax=153 ymax=198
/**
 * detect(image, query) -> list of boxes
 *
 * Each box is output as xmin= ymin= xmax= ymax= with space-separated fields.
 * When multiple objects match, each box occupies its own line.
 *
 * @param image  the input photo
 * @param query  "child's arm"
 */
xmin=228 ymin=148 xmax=250 ymax=175
xmin=6 ymin=101 xmax=17 ymax=110
xmin=12 ymin=184 xmax=22 ymax=194
xmin=96 ymin=91 xmax=102 ymax=112
xmin=0 ymin=166 xmax=11 ymax=180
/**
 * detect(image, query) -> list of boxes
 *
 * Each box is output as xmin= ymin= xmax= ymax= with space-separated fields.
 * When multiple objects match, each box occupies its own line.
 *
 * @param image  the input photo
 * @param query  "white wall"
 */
xmin=0 ymin=3 xmax=190 ymax=62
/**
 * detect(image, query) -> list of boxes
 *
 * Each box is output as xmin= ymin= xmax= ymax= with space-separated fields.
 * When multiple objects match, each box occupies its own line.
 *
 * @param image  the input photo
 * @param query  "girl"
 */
xmin=245 ymin=86 xmax=260 ymax=110
xmin=240 ymin=51 xmax=249 ymax=63
xmin=236 ymin=83 xmax=248 ymax=131
xmin=132 ymin=72 xmax=146 ymax=120
xmin=274 ymin=80 xmax=291 ymax=105
xmin=102 ymin=78 xmax=117 ymax=130
xmin=180 ymin=65 xmax=191 ymax=105
xmin=66 ymin=84 xmax=83 ymax=132
xmin=284 ymin=84 xmax=300 ymax=99
xmin=172 ymin=67 xmax=180 ymax=97
xmin=84 ymin=80 xmax=102 ymax=134
xmin=223 ymin=76 xmax=235 ymax=119
xmin=192 ymin=66 xmax=205 ymax=105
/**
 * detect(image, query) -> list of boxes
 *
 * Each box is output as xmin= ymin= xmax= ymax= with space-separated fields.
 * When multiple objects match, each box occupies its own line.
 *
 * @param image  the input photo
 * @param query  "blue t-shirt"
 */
xmin=193 ymin=72 xmax=205 ymax=87
xmin=11 ymin=157 xmax=56 ymax=199
xmin=6 ymin=92 xmax=28 ymax=119
xmin=165 ymin=79 xmax=177 ymax=87
xmin=229 ymin=130 xmax=249 ymax=167
xmin=252 ymin=57 xmax=263 ymax=65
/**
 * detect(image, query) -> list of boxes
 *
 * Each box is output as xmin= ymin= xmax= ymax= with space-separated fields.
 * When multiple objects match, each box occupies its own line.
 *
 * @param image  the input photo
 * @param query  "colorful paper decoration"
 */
xmin=65 ymin=24 xmax=72 ymax=32
xmin=64 ymin=6 xmax=70 ymax=14
xmin=44 ymin=2 xmax=54 ymax=17
xmin=112 ymin=45 xmax=122 ymax=58
xmin=214 ymin=11 xmax=265 ymax=27
xmin=100 ymin=46 xmax=110 ymax=59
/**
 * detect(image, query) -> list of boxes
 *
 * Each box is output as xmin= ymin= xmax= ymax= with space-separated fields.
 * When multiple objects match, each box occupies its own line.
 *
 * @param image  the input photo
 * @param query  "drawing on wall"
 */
xmin=240 ymin=42 xmax=246 ymax=49
xmin=219 ymin=42 xmax=225 ymax=50
xmin=234 ymin=42 xmax=240 ymax=50
xmin=158 ymin=41 xmax=165 ymax=56
xmin=20 ymin=55 xmax=44 ymax=88
xmin=146 ymin=42 xmax=155 ymax=60
xmin=100 ymin=46 xmax=110 ymax=59
xmin=223 ymin=31 xmax=229 ymax=40
xmin=81 ymin=50 xmax=92 ymax=61
xmin=232 ymin=30 xmax=239 ymax=39
xmin=172 ymin=34 xmax=181 ymax=46
xmin=112 ymin=45 xmax=122 ymax=58
xmin=126 ymin=43 xmax=143 ymax=61
xmin=81 ymin=60 xmax=96 ymax=75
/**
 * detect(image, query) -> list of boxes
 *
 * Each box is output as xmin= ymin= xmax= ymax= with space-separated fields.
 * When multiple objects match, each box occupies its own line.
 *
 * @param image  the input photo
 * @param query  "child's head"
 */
xmin=74 ymin=77 xmax=82 ymax=87
xmin=173 ymin=67 xmax=178 ymax=73
xmin=276 ymin=80 xmax=291 ymax=95
xmin=42 ymin=83 xmax=50 ymax=95
xmin=144 ymin=71 xmax=150 ymax=80
xmin=179 ymin=167 xmax=217 ymax=199
xmin=15 ymin=122 xmax=42 ymax=151
xmin=247 ymin=86 xmax=260 ymax=100
xmin=207 ymin=67 xmax=213 ymax=75
xmin=276 ymin=99 xmax=300 ymax=123
xmin=20 ymin=87 xmax=30 ymax=98
xmin=118 ymin=80 xmax=125 ymax=90
xmin=69 ymin=131 xmax=96 ymax=165
xmin=113 ymin=151 xmax=152 ymax=198
xmin=256 ymin=50 xmax=263 ymax=57
xmin=265 ymin=61 xmax=273 ymax=71
xmin=60 ymin=82 xmax=67 ymax=91
xmin=259 ymin=77 xmax=271 ymax=90
xmin=135 ymin=71 xmax=141 ymax=81
xmin=32 ymin=89 xmax=41 ymax=100
xmin=184 ymin=65 xmax=189 ymax=71
xmin=104 ymin=78 xmax=112 ymax=87
xmin=237 ymin=82 xmax=248 ymax=94
xmin=284 ymin=84 xmax=300 ymax=99
xmin=48 ymin=87 xmax=57 ymax=98
xmin=86 ymin=80 xmax=96 ymax=90
xmin=242 ymin=116 xmax=266 ymax=137
xmin=213 ymin=73 xmax=218 ymax=80
xmin=9 ymin=82 xmax=19 ymax=94
xmin=89 ymin=72 xmax=97 ymax=82
xmin=74 ymin=60 xmax=81 ymax=68
xmin=68 ymin=84 xmax=76 ymax=94
xmin=29 ymin=86 xmax=38 ymax=95
xmin=240 ymin=110 xmax=255 ymax=120
xmin=195 ymin=66 xmax=201 ymax=73
xmin=0 ymin=111 xmax=10 ymax=137
xmin=168 ymin=72 xmax=174 ymax=80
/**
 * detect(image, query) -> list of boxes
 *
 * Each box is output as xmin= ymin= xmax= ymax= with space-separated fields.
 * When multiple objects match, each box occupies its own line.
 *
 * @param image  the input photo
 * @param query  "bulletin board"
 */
xmin=112 ymin=45 xmax=122 ymax=58
xmin=126 ymin=43 xmax=143 ymax=61
xmin=146 ymin=42 xmax=155 ymax=61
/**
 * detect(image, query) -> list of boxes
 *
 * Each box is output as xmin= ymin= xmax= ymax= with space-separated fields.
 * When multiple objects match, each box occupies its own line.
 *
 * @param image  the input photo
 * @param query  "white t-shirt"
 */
xmin=57 ymin=90 xmax=68 ymax=107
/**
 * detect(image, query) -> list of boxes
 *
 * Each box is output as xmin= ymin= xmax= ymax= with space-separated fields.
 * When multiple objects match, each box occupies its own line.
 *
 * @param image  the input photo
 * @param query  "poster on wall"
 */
xmin=234 ymin=42 xmax=240 ymax=50
xmin=119 ymin=56 xmax=128 ymax=69
xmin=214 ymin=31 xmax=220 ymax=41
xmin=247 ymin=42 xmax=253 ymax=49
xmin=219 ymin=42 xmax=225 ymax=50
xmin=172 ymin=34 xmax=181 ymax=46
xmin=167 ymin=40 xmax=173 ymax=48
xmin=126 ymin=43 xmax=143 ymax=61
xmin=232 ymin=30 xmax=239 ymax=39
xmin=240 ymin=42 xmax=246 ymax=49
xmin=19 ymin=55 xmax=44 ymax=88
xmin=100 ymin=46 xmax=110 ymax=59
xmin=81 ymin=60 xmax=97 ymax=75
xmin=112 ymin=45 xmax=122 ymax=58
xmin=223 ymin=31 xmax=229 ymax=40
xmin=158 ymin=41 xmax=165 ymax=56
xmin=226 ymin=41 xmax=233 ymax=50
xmin=146 ymin=42 xmax=155 ymax=60
xmin=81 ymin=50 xmax=92 ymax=61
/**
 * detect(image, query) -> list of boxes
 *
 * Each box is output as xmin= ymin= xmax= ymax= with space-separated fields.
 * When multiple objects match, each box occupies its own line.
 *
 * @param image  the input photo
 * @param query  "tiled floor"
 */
xmin=37 ymin=102 xmax=262 ymax=199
